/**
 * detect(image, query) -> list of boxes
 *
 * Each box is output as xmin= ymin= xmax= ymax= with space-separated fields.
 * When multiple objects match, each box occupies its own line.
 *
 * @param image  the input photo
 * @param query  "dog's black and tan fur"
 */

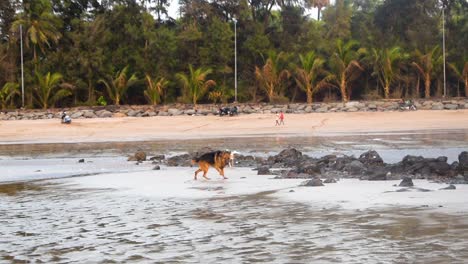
xmin=192 ymin=151 xmax=231 ymax=180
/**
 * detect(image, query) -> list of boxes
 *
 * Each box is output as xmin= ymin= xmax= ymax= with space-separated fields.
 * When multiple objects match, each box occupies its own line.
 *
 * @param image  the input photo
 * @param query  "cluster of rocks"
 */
xmin=129 ymin=148 xmax=468 ymax=185
xmin=2 ymin=99 xmax=468 ymax=120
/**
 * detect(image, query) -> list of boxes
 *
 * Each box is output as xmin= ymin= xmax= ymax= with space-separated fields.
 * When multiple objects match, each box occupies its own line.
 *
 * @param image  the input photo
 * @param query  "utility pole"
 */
xmin=20 ymin=24 xmax=25 ymax=107
xmin=442 ymin=5 xmax=447 ymax=98
xmin=234 ymin=18 xmax=238 ymax=103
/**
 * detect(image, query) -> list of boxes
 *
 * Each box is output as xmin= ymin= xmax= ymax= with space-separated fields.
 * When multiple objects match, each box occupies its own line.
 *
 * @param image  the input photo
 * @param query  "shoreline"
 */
xmin=1 ymin=110 xmax=468 ymax=145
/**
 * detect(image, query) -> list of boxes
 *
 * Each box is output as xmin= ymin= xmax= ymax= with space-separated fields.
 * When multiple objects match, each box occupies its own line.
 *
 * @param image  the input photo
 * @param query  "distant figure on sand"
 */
xmin=275 ymin=111 xmax=284 ymax=126
xmin=61 ymin=111 xmax=71 ymax=124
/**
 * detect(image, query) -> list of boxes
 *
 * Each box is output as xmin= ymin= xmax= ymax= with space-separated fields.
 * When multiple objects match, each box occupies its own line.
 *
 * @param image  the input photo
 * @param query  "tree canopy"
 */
xmin=1 ymin=0 xmax=467 ymax=108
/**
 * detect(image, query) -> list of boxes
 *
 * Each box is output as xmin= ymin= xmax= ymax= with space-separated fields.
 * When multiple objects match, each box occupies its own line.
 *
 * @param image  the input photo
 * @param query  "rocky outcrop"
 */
xmin=128 ymin=151 xmax=147 ymax=162
xmin=399 ymin=177 xmax=414 ymax=187
xmin=301 ymin=178 xmax=324 ymax=187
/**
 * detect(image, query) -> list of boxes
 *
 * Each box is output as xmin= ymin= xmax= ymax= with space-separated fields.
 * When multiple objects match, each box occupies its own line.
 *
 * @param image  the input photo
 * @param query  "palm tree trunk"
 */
xmin=384 ymin=84 xmax=390 ymax=99
xmin=416 ymin=76 xmax=420 ymax=98
xmin=307 ymin=89 xmax=312 ymax=104
xmin=424 ymin=75 xmax=431 ymax=99
xmin=340 ymin=76 xmax=347 ymax=103
xmin=465 ymin=79 xmax=468 ymax=97
xmin=88 ymin=78 xmax=94 ymax=103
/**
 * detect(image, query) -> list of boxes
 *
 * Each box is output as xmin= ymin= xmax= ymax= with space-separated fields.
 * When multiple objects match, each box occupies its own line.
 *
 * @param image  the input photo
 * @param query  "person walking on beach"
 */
xmin=275 ymin=112 xmax=280 ymax=126
xmin=279 ymin=111 xmax=285 ymax=125
xmin=275 ymin=111 xmax=285 ymax=126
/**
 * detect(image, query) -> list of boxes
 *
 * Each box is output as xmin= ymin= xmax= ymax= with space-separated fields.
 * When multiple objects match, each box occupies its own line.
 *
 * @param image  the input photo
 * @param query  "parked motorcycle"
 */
xmin=398 ymin=100 xmax=417 ymax=111
xmin=61 ymin=111 xmax=72 ymax=124
xmin=218 ymin=106 xmax=238 ymax=116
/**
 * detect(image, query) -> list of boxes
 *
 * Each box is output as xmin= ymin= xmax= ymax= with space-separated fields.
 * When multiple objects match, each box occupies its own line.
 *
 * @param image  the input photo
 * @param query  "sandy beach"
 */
xmin=1 ymin=110 xmax=468 ymax=144
xmin=2 ymin=109 xmax=468 ymax=263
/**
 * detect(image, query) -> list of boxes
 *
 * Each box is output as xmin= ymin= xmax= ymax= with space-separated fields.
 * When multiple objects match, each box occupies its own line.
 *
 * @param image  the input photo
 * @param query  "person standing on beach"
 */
xmin=275 ymin=112 xmax=280 ymax=126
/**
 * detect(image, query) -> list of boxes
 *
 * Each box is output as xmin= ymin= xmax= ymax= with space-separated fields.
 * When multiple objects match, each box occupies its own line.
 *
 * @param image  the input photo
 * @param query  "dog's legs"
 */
xmin=215 ymin=168 xmax=228 ymax=179
xmin=202 ymin=170 xmax=210 ymax=180
xmin=194 ymin=169 xmax=203 ymax=180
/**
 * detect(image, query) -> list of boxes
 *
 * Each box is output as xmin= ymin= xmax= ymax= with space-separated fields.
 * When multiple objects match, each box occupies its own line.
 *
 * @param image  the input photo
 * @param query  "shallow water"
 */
xmin=1 ymin=129 xmax=468 ymax=163
xmin=1 ymin=178 xmax=468 ymax=263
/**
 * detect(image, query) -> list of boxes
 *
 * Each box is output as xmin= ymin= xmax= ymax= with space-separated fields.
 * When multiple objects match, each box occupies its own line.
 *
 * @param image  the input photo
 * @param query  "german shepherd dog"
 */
xmin=192 ymin=151 xmax=232 ymax=180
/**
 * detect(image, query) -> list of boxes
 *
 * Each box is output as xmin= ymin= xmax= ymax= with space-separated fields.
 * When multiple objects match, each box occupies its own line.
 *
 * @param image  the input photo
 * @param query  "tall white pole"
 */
xmin=234 ymin=19 xmax=237 ymax=103
xmin=20 ymin=24 xmax=25 ymax=107
xmin=442 ymin=6 xmax=447 ymax=98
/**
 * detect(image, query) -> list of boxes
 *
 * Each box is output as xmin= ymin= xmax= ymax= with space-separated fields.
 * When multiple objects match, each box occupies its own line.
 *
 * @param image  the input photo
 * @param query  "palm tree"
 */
xmin=295 ymin=51 xmax=332 ymax=104
xmin=176 ymin=65 xmax=216 ymax=105
xmin=0 ymin=82 xmax=19 ymax=110
xmin=98 ymin=66 xmax=138 ymax=106
xmin=412 ymin=46 xmax=442 ymax=99
xmin=255 ymin=51 xmax=291 ymax=102
xmin=11 ymin=0 xmax=61 ymax=66
xmin=307 ymin=0 xmax=330 ymax=20
xmin=329 ymin=39 xmax=365 ymax=102
xmin=371 ymin=46 xmax=408 ymax=99
xmin=34 ymin=72 xmax=71 ymax=109
xmin=144 ymin=74 xmax=169 ymax=105
xmin=449 ymin=61 xmax=468 ymax=97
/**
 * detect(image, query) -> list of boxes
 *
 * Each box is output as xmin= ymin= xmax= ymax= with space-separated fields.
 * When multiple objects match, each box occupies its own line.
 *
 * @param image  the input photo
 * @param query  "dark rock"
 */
xmin=166 ymin=154 xmax=191 ymax=167
xmin=297 ymin=163 xmax=321 ymax=176
xmin=235 ymin=155 xmax=260 ymax=167
xmin=359 ymin=150 xmax=384 ymax=167
xmin=289 ymin=190 xmax=295 ymax=192
xmin=323 ymin=178 xmax=337 ymax=183
xmin=134 ymin=151 xmax=147 ymax=162
xmin=367 ymin=167 xmax=388 ymax=181
xmin=439 ymin=184 xmax=456 ymax=190
xmin=150 ymin=155 xmax=165 ymax=161
xmin=436 ymin=156 xmax=448 ymax=163
xmin=270 ymin=148 xmax=303 ymax=167
xmin=301 ymin=178 xmax=324 ymax=187
xmin=78 ymin=159 xmax=85 ymax=163
xmin=344 ymin=160 xmax=366 ymax=175
xmin=333 ymin=156 xmax=356 ymax=171
xmin=428 ymin=160 xmax=452 ymax=176
xmin=459 ymin=152 xmax=468 ymax=177
xmin=399 ymin=177 xmax=414 ymax=187
xmin=153 ymin=165 xmax=161 ymax=170
xmin=257 ymin=166 xmax=271 ymax=175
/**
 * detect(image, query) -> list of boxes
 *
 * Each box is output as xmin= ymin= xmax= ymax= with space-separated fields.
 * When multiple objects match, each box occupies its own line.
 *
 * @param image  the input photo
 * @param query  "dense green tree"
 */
xmin=329 ymin=39 xmax=365 ymax=102
xmin=374 ymin=0 xmax=440 ymax=50
xmin=2 ymin=0 xmax=466 ymax=108
xmin=254 ymin=51 xmax=291 ymax=102
xmin=34 ymin=72 xmax=71 ymax=109
xmin=144 ymin=74 xmax=169 ymax=105
xmin=99 ymin=66 xmax=138 ymax=106
xmin=371 ymin=46 xmax=408 ymax=99
xmin=176 ymin=64 xmax=216 ymax=105
xmin=0 ymin=82 xmax=19 ymax=109
xmin=449 ymin=61 xmax=468 ymax=97
xmin=294 ymin=51 xmax=330 ymax=103
xmin=11 ymin=0 xmax=62 ymax=65
xmin=412 ymin=46 xmax=442 ymax=98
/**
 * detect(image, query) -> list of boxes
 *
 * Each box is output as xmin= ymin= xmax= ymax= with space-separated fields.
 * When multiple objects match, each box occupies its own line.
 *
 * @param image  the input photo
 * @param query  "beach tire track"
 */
xmin=311 ymin=118 xmax=328 ymax=131
xmin=182 ymin=123 xmax=209 ymax=132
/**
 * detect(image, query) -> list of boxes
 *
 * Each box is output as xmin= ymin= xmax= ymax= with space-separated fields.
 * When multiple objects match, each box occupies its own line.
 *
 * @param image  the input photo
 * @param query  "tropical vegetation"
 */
xmin=0 ymin=0 xmax=466 ymax=109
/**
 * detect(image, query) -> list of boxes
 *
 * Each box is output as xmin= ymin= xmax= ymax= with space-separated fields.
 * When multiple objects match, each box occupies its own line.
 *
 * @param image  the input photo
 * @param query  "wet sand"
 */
xmin=1 ymin=168 xmax=468 ymax=263
xmin=1 ymin=110 xmax=468 ymax=144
